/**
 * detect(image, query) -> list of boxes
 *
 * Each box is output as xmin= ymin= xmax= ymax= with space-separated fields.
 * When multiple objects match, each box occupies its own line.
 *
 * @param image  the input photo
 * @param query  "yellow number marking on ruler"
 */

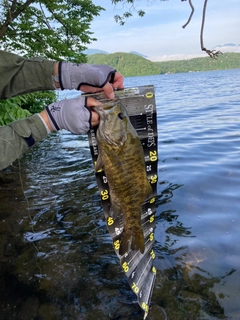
xmin=149 ymin=215 xmax=155 ymax=223
xmin=122 ymin=262 xmax=129 ymax=273
xmin=114 ymin=239 xmax=120 ymax=250
xmin=101 ymin=189 xmax=109 ymax=200
xmin=145 ymin=92 xmax=154 ymax=99
xmin=132 ymin=282 xmax=140 ymax=293
xmin=149 ymin=150 xmax=157 ymax=161
xmin=150 ymin=197 xmax=155 ymax=204
xmin=142 ymin=302 xmax=149 ymax=312
xmin=107 ymin=217 xmax=114 ymax=226
xmin=149 ymin=233 xmax=154 ymax=241
xmin=150 ymin=249 xmax=155 ymax=259
xmin=150 ymin=174 xmax=158 ymax=184
xmin=152 ymin=266 xmax=157 ymax=274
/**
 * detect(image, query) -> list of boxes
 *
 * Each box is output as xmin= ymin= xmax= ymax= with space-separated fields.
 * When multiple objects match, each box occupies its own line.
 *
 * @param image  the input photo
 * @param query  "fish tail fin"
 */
xmin=119 ymin=230 xmax=145 ymax=255
xmin=132 ymin=231 xmax=145 ymax=254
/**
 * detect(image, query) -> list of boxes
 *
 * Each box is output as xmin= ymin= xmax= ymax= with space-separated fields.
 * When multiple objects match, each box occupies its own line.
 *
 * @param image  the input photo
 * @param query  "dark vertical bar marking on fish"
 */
xmin=87 ymin=85 xmax=158 ymax=319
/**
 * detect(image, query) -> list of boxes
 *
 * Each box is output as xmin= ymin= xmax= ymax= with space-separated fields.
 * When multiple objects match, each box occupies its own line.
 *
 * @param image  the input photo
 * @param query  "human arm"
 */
xmin=0 ymin=96 xmax=100 ymax=170
xmin=0 ymin=50 xmax=124 ymax=100
xmin=0 ymin=114 xmax=48 ymax=170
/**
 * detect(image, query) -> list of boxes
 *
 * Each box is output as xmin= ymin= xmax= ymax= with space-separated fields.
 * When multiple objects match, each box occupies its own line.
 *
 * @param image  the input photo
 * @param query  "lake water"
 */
xmin=0 ymin=68 xmax=240 ymax=319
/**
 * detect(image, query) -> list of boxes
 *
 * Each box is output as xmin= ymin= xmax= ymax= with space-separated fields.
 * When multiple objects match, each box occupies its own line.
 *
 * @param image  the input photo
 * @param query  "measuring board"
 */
xmin=87 ymin=85 xmax=158 ymax=319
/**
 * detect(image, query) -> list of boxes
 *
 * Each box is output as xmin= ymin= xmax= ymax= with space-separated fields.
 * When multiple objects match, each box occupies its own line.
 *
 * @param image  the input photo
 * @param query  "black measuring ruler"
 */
xmin=87 ymin=85 xmax=158 ymax=319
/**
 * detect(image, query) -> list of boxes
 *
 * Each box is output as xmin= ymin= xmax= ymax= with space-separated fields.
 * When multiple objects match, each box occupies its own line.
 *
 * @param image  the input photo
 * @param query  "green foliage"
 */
xmin=0 ymin=0 xmax=104 ymax=62
xmin=0 ymin=95 xmax=31 ymax=125
xmin=0 ymin=0 xmax=90 ymax=122
xmin=87 ymin=52 xmax=240 ymax=77
xmin=20 ymin=91 xmax=57 ymax=114
xmin=0 ymin=91 xmax=56 ymax=125
xmin=112 ymin=0 xmax=145 ymax=25
xmin=155 ymin=52 xmax=240 ymax=74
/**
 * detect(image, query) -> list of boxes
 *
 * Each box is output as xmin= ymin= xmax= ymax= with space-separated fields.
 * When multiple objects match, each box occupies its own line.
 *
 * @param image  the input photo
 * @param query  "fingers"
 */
xmin=86 ymin=97 xmax=101 ymax=127
xmin=90 ymin=111 xmax=99 ymax=127
xmin=79 ymin=84 xmax=101 ymax=94
xmin=112 ymin=72 xmax=124 ymax=90
xmin=103 ymin=72 xmax=124 ymax=99
xmin=86 ymin=97 xmax=102 ymax=108
xmin=79 ymin=71 xmax=125 ymax=100
xmin=80 ymin=83 xmax=115 ymax=100
xmin=102 ymin=82 xmax=115 ymax=99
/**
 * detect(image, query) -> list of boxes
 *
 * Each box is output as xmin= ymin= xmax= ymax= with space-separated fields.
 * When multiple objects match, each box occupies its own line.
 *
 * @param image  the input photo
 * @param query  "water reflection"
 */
xmin=1 ymin=155 xmax=233 ymax=319
xmin=152 ymin=183 xmax=231 ymax=320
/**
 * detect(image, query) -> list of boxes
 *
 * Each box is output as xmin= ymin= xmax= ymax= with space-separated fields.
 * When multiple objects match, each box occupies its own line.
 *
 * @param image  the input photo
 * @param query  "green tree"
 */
xmin=0 ymin=0 xmax=104 ymax=123
xmin=0 ymin=0 xmax=103 ymax=61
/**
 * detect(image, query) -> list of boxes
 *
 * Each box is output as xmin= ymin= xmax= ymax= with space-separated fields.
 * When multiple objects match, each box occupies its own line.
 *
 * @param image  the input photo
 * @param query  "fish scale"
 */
xmin=87 ymin=85 xmax=158 ymax=319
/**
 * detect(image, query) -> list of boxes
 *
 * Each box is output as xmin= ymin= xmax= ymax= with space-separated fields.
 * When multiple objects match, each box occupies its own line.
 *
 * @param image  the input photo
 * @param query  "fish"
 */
xmin=94 ymin=99 xmax=152 ymax=255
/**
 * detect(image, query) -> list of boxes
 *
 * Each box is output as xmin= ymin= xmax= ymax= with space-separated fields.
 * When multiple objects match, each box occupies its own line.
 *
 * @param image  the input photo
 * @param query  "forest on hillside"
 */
xmin=87 ymin=52 xmax=240 ymax=77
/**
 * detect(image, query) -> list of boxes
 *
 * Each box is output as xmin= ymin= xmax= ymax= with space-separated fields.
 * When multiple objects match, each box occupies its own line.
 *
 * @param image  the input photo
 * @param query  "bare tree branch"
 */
xmin=47 ymin=6 xmax=70 ymax=33
xmin=39 ymin=2 xmax=53 ymax=31
xmin=182 ymin=0 xmax=194 ymax=29
xmin=200 ymin=0 xmax=222 ymax=58
xmin=181 ymin=0 xmax=222 ymax=58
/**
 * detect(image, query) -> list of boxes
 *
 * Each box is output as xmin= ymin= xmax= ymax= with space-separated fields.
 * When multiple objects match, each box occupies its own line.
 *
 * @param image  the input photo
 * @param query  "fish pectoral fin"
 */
xmin=119 ymin=230 xmax=145 ymax=255
xmin=95 ymin=155 xmax=103 ymax=172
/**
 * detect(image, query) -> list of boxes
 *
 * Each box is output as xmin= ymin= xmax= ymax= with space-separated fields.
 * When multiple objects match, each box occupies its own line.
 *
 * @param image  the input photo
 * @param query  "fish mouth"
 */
xmin=102 ymin=98 xmax=119 ymax=111
xmin=93 ymin=99 xmax=121 ymax=127
xmin=93 ymin=98 xmax=120 ymax=115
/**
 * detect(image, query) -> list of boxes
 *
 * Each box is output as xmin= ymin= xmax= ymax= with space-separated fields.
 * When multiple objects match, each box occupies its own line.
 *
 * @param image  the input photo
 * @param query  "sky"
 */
xmin=88 ymin=0 xmax=240 ymax=60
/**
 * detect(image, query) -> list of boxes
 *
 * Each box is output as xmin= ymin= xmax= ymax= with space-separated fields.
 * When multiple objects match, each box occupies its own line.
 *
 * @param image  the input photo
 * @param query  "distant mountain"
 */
xmin=129 ymin=51 xmax=147 ymax=58
xmin=84 ymin=44 xmax=240 ymax=63
xmin=87 ymin=51 xmax=240 ymax=77
xmin=148 ymin=44 xmax=240 ymax=62
xmin=84 ymin=48 xmax=147 ymax=57
xmin=215 ymin=43 xmax=238 ymax=47
xmin=83 ymin=49 xmax=109 ymax=55
xmin=212 ymin=43 xmax=240 ymax=54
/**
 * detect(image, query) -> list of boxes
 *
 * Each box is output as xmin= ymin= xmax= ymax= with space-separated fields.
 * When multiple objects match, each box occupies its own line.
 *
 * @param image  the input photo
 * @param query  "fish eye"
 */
xmin=118 ymin=113 xmax=124 ymax=120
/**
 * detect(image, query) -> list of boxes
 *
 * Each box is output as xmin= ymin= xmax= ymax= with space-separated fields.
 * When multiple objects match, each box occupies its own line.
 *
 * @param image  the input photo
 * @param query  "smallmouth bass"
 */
xmin=94 ymin=99 xmax=152 ymax=255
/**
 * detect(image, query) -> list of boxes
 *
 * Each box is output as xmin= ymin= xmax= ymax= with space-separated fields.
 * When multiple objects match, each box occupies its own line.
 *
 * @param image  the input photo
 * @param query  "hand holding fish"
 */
xmin=0 ymin=50 xmax=125 ymax=170
xmin=53 ymin=62 xmax=124 ymax=99
xmin=40 ymin=96 xmax=102 ymax=134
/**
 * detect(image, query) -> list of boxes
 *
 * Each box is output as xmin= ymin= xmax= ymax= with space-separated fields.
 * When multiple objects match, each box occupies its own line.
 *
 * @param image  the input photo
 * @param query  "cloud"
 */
xmin=89 ymin=0 xmax=240 ymax=56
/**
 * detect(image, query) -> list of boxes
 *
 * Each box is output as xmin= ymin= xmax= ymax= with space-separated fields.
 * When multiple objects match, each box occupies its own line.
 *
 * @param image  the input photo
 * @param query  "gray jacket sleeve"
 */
xmin=0 ymin=50 xmax=56 ymax=99
xmin=0 ymin=51 xmax=55 ymax=170
xmin=0 ymin=114 xmax=48 ymax=170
